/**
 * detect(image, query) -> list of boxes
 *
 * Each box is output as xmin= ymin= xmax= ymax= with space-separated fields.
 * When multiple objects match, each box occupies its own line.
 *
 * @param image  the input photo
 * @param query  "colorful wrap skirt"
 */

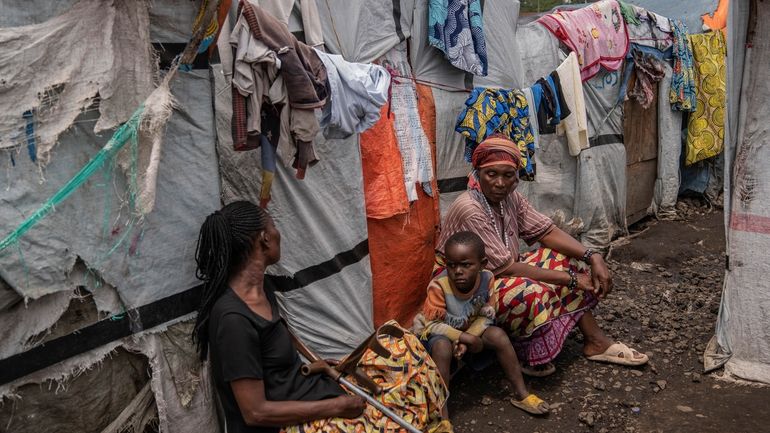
xmin=281 ymin=323 xmax=449 ymax=433
xmin=433 ymin=248 xmax=597 ymax=366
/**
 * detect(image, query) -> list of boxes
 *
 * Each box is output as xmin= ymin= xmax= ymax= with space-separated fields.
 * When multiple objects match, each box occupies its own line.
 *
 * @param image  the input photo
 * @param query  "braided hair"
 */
xmin=192 ymin=201 xmax=269 ymax=360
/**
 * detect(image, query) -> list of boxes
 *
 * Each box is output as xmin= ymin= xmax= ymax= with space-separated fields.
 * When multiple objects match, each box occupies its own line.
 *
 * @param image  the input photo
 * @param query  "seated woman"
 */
xmin=435 ymin=135 xmax=648 ymax=376
xmin=192 ymin=201 xmax=449 ymax=433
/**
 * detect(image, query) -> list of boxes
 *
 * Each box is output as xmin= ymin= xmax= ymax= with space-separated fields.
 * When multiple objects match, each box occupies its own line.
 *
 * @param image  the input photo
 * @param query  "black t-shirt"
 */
xmin=209 ymin=288 xmax=344 ymax=433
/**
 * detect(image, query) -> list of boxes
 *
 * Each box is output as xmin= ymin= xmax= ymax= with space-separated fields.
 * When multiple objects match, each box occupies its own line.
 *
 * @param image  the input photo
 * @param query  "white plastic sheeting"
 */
xmin=0 ymin=72 xmax=221 ymax=307
xmin=707 ymin=1 xmax=770 ymax=385
xmin=0 ymin=0 xmax=155 ymax=163
xmin=649 ymin=62 xmax=683 ymax=217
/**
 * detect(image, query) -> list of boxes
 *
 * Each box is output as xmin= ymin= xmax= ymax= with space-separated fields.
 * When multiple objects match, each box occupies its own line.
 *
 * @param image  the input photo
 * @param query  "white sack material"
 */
xmin=0 ymin=0 xmax=155 ymax=163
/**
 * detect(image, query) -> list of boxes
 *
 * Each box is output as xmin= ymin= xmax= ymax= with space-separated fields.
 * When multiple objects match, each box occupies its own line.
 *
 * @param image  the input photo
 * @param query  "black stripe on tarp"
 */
xmin=152 ymin=43 xmax=209 ymax=70
xmin=392 ymin=0 xmax=405 ymax=42
xmin=437 ymin=177 xmax=469 ymax=194
xmin=590 ymin=134 xmax=624 ymax=147
xmin=0 ymin=285 xmax=203 ymax=386
xmin=0 ymin=240 xmax=370 ymax=385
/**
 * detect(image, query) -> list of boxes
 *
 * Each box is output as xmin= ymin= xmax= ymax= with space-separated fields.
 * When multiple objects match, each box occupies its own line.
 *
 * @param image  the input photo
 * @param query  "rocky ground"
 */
xmin=448 ymin=201 xmax=770 ymax=433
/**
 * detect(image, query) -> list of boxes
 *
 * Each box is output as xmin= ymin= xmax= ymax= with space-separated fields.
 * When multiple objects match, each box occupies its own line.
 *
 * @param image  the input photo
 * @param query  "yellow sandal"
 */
xmin=511 ymin=394 xmax=550 ymax=415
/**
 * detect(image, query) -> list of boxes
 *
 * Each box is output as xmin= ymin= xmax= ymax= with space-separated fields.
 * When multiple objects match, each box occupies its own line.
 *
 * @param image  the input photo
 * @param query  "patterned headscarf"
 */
xmin=468 ymin=135 xmax=522 ymax=203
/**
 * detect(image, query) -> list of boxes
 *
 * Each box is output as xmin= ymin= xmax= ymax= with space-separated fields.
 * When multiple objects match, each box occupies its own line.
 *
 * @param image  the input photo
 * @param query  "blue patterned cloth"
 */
xmin=428 ymin=0 xmax=488 ymax=76
xmin=456 ymin=87 xmax=536 ymax=180
xmin=669 ymin=19 xmax=697 ymax=112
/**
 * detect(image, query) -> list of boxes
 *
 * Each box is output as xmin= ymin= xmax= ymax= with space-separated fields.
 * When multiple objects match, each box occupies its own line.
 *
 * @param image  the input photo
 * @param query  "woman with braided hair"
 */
xmin=435 ymin=135 xmax=648 ymax=378
xmin=193 ymin=201 xmax=450 ymax=433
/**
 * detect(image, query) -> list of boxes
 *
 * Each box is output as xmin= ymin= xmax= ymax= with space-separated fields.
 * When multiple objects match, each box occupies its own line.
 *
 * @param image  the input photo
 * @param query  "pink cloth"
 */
xmin=538 ymin=0 xmax=629 ymax=81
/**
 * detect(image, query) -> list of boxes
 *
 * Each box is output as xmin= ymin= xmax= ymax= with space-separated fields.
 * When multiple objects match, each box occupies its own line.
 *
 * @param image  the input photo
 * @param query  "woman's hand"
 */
xmin=575 ymin=273 xmax=595 ymax=292
xmin=331 ymin=395 xmax=366 ymax=418
xmin=589 ymin=255 xmax=613 ymax=299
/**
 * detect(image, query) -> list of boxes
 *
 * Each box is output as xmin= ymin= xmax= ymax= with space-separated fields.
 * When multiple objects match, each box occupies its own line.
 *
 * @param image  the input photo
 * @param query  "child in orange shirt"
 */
xmin=413 ymin=231 xmax=549 ymax=416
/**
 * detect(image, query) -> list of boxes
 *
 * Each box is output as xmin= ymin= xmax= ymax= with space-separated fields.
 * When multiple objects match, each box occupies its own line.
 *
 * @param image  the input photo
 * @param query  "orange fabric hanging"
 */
xmin=359 ymin=105 xmax=410 ymax=219
xmin=364 ymin=84 xmax=440 ymax=327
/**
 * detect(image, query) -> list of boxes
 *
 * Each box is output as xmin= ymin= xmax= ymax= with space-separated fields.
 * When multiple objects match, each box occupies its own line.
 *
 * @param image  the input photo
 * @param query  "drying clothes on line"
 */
xmin=240 ymin=0 xmax=327 ymax=109
xmin=555 ymin=52 xmax=589 ymax=156
xmin=520 ymin=88 xmax=540 ymax=149
xmin=247 ymin=0 xmax=325 ymax=48
xmin=617 ymin=0 xmax=640 ymax=26
xmin=380 ymin=43 xmax=435 ymax=202
xmin=428 ymin=0 xmax=488 ymax=76
xmin=456 ymin=88 xmax=536 ymax=179
xmin=622 ymin=3 xmax=673 ymax=51
xmin=314 ymin=49 xmax=391 ymax=139
xmin=533 ymin=74 xmax=570 ymax=136
xmin=537 ymin=0 xmax=629 ymax=81
xmin=618 ymin=44 xmax=668 ymax=109
xmin=669 ymin=19 xmax=697 ymax=112
xmin=230 ymin=1 xmax=328 ymax=181
xmin=685 ymin=31 xmax=726 ymax=166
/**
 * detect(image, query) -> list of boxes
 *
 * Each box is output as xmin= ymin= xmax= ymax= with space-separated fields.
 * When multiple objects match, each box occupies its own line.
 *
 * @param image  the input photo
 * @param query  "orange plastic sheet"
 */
xmin=702 ymin=0 xmax=728 ymax=35
xmin=359 ymin=105 xmax=409 ymax=219
xmin=364 ymin=84 xmax=440 ymax=327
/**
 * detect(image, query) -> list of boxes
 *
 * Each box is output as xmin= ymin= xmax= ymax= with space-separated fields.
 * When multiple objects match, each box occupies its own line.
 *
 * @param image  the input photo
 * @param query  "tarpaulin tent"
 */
xmin=705 ymin=0 xmax=770 ymax=385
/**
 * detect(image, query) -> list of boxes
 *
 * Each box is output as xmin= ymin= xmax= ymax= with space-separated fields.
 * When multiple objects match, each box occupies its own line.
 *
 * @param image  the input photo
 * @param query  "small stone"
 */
xmin=677 ymin=405 xmax=694 ymax=413
xmin=613 ymin=381 xmax=622 ymax=389
xmin=631 ymin=407 xmax=641 ymax=414
xmin=713 ymin=384 xmax=721 ymax=389
xmin=656 ymin=380 xmax=667 ymax=390
xmin=625 ymin=386 xmax=633 ymax=392
xmin=594 ymin=381 xmax=606 ymax=391
xmin=600 ymin=428 xmax=609 ymax=433
xmin=630 ymin=370 xmax=643 ymax=377
xmin=696 ymin=414 xmax=706 ymax=418
xmin=481 ymin=396 xmax=493 ymax=406
xmin=691 ymin=373 xmax=702 ymax=383
xmin=578 ymin=411 xmax=596 ymax=427
xmin=470 ymin=419 xmax=477 ymax=425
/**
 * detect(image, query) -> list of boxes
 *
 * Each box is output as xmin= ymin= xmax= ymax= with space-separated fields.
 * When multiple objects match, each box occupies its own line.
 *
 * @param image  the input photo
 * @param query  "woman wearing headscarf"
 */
xmin=193 ymin=201 xmax=450 ymax=433
xmin=435 ymin=135 xmax=648 ymax=376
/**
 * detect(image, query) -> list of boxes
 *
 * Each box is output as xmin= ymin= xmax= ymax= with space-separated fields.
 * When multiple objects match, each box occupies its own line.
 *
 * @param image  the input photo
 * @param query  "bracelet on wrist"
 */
xmin=582 ymin=248 xmax=598 ymax=264
xmin=566 ymin=269 xmax=577 ymax=290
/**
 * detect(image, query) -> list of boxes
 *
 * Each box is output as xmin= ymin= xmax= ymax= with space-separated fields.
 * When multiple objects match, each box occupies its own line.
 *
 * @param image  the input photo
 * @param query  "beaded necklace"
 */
xmin=481 ymin=198 xmax=510 ymax=249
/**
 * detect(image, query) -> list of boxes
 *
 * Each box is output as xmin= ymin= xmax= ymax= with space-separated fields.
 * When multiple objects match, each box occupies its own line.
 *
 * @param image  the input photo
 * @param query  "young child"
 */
xmin=413 ymin=231 xmax=549 ymax=416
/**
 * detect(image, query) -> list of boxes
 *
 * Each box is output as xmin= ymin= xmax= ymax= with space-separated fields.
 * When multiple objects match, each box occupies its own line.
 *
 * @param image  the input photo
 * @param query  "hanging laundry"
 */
xmin=230 ymin=0 xmax=329 ymax=181
xmin=685 ymin=31 xmax=726 ymax=166
xmin=380 ymin=43 xmax=435 ymax=202
xmin=455 ymin=88 xmax=536 ymax=179
xmin=617 ymin=0 xmax=641 ymax=26
xmin=619 ymin=44 xmax=668 ymax=109
xmin=555 ymin=52 xmax=589 ymax=156
xmin=669 ymin=19 xmax=697 ymax=112
xmin=534 ymin=74 xmax=570 ymax=135
xmin=520 ymin=88 xmax=540 ymax=149
xmin=428 ymin=0 xmax=488 ymax=76
xmin=314 ymin=49 xmax=391 ymax=139
xmin=537 ymin=0 xmax=629 ymax=81
xmin=622 ymin=3 xmax=673 ymax=51
xmin=249 ymin=0 xmax=325 ymax=48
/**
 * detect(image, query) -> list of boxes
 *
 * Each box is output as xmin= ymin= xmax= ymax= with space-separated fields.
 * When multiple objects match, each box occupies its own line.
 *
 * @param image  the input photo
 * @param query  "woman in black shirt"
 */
xmin=192 ymin=201 xmax=449 ymax=433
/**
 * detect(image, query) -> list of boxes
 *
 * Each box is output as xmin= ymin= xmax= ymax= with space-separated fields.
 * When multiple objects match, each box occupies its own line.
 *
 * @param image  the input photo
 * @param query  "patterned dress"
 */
xmin=281 ymin=322 xmax=449 ymax=433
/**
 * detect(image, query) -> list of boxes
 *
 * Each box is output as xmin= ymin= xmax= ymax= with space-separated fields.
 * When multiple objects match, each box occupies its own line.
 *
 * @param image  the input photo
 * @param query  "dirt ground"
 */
xmin=448 ymin=202 xmax=770 ymax=433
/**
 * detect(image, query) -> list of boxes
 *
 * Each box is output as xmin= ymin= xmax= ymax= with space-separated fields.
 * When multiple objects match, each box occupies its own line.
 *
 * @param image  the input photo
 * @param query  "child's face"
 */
xmin=445 ymin=243 xmax=485 ymax=293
